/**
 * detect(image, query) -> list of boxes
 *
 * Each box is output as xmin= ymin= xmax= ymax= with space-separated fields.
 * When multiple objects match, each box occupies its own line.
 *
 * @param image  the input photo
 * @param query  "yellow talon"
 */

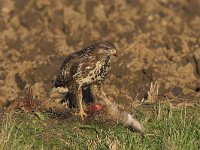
xmin=75 ymin=110 xmax=87 ymax=120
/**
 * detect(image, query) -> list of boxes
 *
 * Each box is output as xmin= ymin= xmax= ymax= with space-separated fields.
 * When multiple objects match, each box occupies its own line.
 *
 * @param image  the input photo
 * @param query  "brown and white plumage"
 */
xmin=52 ymin=41 xmax=117 ymax=120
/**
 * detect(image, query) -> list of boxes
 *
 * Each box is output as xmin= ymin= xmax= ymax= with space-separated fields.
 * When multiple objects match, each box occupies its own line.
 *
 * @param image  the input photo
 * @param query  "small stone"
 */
xmin=195 ymin=87 xmax=200 ymax=92
xmin=171 ymin=87 xmax=183 ymax=96
xmin=15 ymin=73 xmax=26 ymax=90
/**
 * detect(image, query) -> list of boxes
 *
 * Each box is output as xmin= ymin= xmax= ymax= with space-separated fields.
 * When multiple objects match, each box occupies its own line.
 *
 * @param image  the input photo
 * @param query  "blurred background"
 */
xmin=0 ymin=0 xmax=200 ymax=105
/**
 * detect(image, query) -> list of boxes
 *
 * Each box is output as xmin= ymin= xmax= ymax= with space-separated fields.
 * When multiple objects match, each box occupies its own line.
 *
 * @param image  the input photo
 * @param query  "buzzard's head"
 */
xmin=95 ymin=41 xmax=117 ymax=57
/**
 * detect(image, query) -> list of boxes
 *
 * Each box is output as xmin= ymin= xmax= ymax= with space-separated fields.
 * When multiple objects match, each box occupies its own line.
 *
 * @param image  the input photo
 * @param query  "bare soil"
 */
xmin=0 ymin=0 xmax=200 ymax=109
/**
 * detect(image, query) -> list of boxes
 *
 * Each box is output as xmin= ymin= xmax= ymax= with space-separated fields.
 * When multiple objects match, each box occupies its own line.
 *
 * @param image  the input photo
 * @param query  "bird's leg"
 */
xmin=92 ymin=85 xmax=112 ymax=105
xmin=74 ymin=90 xmax=87 ymax=120
xmin=99 ymin=86 xmax=112 ymax=105
xmin=90 ymin=85 xmax=99 ymax=103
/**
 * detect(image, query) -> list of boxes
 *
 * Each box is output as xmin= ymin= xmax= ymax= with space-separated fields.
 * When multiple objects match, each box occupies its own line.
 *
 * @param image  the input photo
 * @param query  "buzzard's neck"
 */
xmin=101 ymin=56 xmax=110 ymax=63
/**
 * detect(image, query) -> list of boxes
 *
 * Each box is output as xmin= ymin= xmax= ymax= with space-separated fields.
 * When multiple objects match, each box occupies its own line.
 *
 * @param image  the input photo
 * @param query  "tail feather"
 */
xmin=49 ymin=87 xmax=69 ymax=101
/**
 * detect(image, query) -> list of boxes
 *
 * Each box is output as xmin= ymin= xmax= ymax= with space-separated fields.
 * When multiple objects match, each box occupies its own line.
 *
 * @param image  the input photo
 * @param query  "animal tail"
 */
xmin=106 ymin=103 xmax=143 ymax=133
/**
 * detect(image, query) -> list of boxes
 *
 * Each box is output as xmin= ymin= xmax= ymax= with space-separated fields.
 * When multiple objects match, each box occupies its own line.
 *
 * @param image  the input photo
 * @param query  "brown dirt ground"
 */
xmin=0 ymin=0 xmax=200 ymax=111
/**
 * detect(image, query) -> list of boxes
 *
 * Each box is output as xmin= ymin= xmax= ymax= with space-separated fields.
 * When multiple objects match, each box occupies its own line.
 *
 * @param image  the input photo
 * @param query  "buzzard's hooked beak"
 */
xmin=113 ymin=53 xmax=118 ymax=57
xmin=109 ymin=48 xmax=118 ymax=57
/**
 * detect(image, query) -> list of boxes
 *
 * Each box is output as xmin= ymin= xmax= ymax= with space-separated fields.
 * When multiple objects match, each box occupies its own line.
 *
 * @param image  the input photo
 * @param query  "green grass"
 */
xmin=0 ymin=103 xmax=199 ymax=150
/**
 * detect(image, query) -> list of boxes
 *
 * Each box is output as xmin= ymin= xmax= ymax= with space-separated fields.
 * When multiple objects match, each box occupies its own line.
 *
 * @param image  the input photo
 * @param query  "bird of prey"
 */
xmin=52 ymin=41 xmax=117 ymax=120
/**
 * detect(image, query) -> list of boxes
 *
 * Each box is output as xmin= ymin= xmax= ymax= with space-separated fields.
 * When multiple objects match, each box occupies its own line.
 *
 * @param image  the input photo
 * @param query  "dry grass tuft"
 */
xmin=5 ymin=87 xmax=43 ymax=113
xmin=143 ymin=81 xmax=159 ymax=103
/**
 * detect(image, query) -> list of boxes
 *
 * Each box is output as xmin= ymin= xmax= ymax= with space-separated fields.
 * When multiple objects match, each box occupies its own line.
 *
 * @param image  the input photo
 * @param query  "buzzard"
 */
xmin=52 ymin=41 xmax=117 ymax=120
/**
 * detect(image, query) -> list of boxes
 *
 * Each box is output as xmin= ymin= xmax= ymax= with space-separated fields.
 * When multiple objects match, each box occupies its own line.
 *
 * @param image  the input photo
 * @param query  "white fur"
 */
xmin=107 ymin=103 xmax=143 ymax=132
xmin=125 ymin=113 xmax=143 ymax=132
